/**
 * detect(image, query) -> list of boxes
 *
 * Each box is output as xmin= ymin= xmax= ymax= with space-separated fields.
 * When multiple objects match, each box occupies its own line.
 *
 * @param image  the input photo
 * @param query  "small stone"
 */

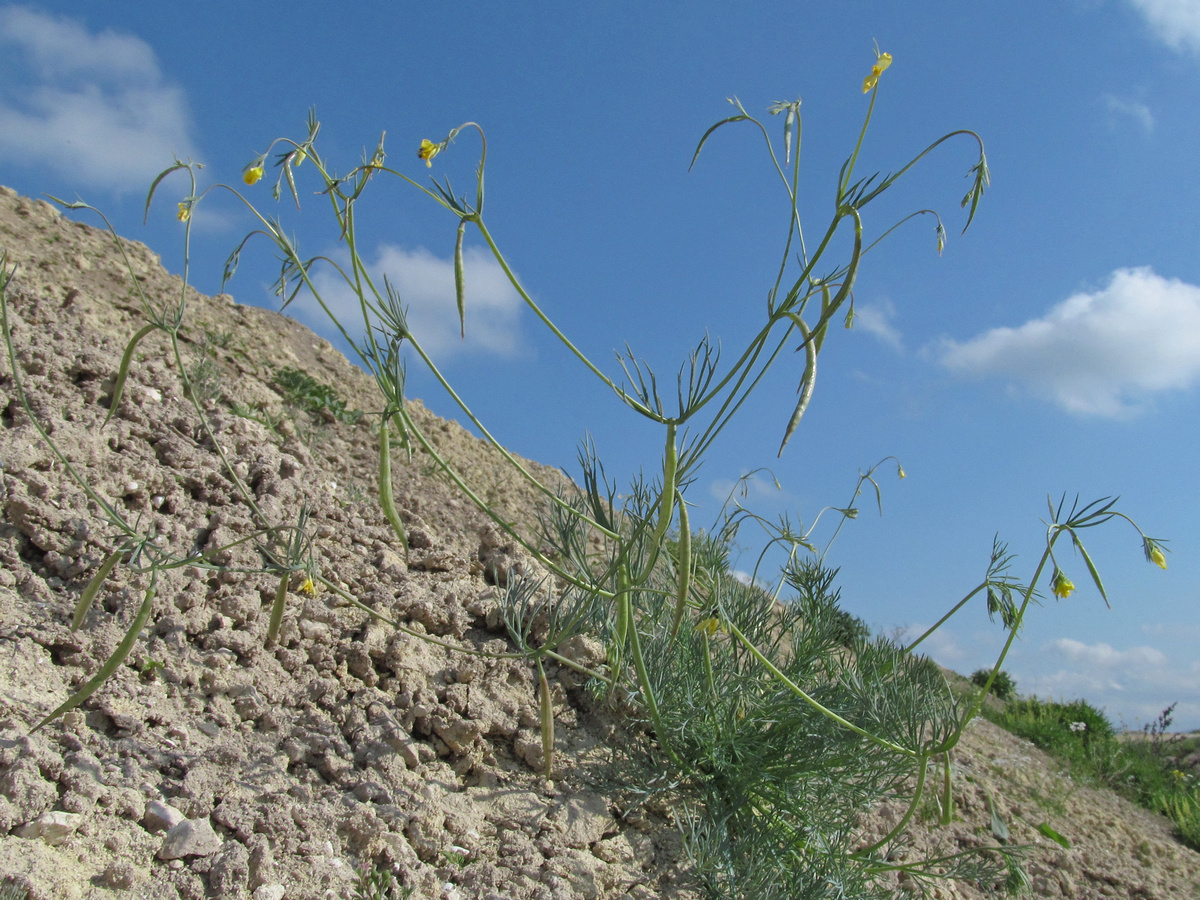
xmin=143 ymin=799 xmax=187 ymax=832
xmin=159 ymin=817 xmax=223 ymax=859
xmin=253 ymin=886 xmax=286 ymax=900
xmin=16 ymin=810 xmax=84 ymax=845
xmin=550 ymin=795 xmax=614 ymax=848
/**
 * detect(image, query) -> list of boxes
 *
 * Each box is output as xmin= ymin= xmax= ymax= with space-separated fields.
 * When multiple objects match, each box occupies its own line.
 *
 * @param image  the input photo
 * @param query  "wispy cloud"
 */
xmin=1019 ymin=636 xmax=1200 ymax=729
xmin=1047 ymin=637 xmax=1167 ymax=669
xmin=300 ymin=244 xmax=525 ymax=359
xmin=932 ymin=267 xmax=1200 ymax=416
xmin=1102 ymin=94 xmax=1155 ymax=132
xmin=708 ymin=470 xmax=784 ymax=506
xmin=892 ymin=624 xmax=968 ymax=664
xmin=853 ymin=300 xmax=904 ymax=351
xmin=0 ymin=6 xmax=197 ymax=192
xmin=1142 ymin=622 xmax=1200 ymax=641
xmin=1126 ymin=0 xmax=1200 ymax=55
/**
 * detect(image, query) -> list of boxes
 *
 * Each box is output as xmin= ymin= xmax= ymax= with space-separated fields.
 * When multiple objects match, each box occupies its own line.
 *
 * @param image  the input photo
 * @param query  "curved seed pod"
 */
xmin=104 ymin=323 xmax=159 ymax=426
xmin=454 ymin=218 xmax=467 ymax=339
xmin=668 ymin=493 xmax=692 ymax=644
xmin=650 ymin=423 xmax=678 ymax=546
xmin=536 ymin=657 xmax=554 ymax=776
xmin=778 ymin=316 xmax=817 ymax=457
xmin=35 ymin=583 xmax=156 ymax=732
xmin=378 ymin=418 xmax=409 ymax=556
xmin=70 ymin=548 xmax=123 ymax=631
xmin=606 ymin=568 xmax=631 ymax=698
xmin=266 ymin=570 xmax=289 ymax=645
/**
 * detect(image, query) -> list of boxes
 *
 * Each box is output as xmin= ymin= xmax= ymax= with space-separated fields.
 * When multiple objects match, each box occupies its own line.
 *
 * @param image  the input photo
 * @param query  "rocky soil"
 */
xmin=0 ymin=184 xmax=1198 ymax=899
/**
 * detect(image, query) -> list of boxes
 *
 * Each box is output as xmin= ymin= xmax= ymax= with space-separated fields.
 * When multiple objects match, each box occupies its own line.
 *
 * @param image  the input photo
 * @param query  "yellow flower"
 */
xmin=291 ymin=149 xmax=306 ymax=167
xmin=176 ymin=202 xmax=191 ymax=222
xmin=418 ymin=139 xmax=440 ymax=167
xmin=1144 ymin=538 xmax=1168 ymax=570
xmin=299 ymin=575 xmax=318 ymax=596
xmin=1051 ymin=570 xmax=1075 ymax=599
xmin=862 ymin=51 xmax=893 ymax=93
xmin=695 ymin=617 xmax=725 ymax=637
xmin=243 ymin=165 xmax=264 ymax=185
xmin=897 ymin=464 xmax=906 ymax=480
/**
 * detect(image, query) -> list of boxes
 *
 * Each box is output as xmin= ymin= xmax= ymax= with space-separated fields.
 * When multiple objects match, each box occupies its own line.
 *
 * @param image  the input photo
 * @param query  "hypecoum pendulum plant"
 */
xmin=0 ymin=46 xmax=1169 ymax=898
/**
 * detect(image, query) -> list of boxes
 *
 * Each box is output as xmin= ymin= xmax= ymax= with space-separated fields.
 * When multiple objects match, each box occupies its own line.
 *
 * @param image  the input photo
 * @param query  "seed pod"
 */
xmin=668 ymin=493 xmax=691 ymax=644
xmin=36 ymin=583 xmax=156 ymax=732
xmin=454 ymin=219 xmax=467 ymax=339
xmin=378 ymin=418 xmax=408 ymax=556
xmin=266 ymin=570 xmax=289 ymax=646
xmin=71 ymin=548 xmax=123 ymax=631
xmin=651 ymin=423 xmax=678 ymax=545
xmin=105 ymin=323 xmax=159 ymax=425
xmin=536 ymin=658 xmax=554 ymax=776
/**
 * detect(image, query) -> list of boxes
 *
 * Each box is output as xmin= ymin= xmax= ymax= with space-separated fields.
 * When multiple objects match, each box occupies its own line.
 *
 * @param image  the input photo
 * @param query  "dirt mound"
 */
xmin=1 ymin=185 xmax=1197 ymax=898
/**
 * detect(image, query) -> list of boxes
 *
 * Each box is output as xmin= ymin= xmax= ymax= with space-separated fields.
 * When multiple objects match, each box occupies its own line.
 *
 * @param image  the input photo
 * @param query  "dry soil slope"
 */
xmin=0 ymin=187 xmax=1197 ymax=900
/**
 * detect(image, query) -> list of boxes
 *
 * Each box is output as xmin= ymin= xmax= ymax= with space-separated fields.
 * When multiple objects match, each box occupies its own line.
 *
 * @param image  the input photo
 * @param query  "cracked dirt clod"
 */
xmin=0 ymin=184 xmax=1198 ymax=899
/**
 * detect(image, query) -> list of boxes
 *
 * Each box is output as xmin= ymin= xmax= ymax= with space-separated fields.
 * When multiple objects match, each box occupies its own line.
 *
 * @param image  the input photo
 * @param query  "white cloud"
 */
xmin=1127 ymin=0 xmax=1200 ymax=54
xmin=301 ymin=244 xmax=525 ymax=359
xmin=0 ymin=6 xmax=197 ymax=192
xmin=893 ymin=624 xmax=968 ymax=664
xmin=933 ymin=267 xmax=1200 ymax=416
xmin=1016 ymin=637 xmax=1200 ymax=729
xmin=1048 ymin=637 xmax=1167 ymax=668
xmin=1142 ymin=622 xmax=1200 ymax=640
xmin=1102 ymin=94 xmax=1155 ymax=132
xmin=853 ymin=299 xmax=904 ymax=351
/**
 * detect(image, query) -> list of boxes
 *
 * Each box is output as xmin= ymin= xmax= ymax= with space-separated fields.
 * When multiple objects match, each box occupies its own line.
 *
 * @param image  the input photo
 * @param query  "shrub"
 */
xmin=971 ymin=667 xmax=1017 ymax=701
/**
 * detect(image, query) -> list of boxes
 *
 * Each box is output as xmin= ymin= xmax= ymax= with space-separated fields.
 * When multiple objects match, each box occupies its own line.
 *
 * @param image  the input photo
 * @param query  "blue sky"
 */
xmin=1 ymin=1 xmax=1198 ymax=730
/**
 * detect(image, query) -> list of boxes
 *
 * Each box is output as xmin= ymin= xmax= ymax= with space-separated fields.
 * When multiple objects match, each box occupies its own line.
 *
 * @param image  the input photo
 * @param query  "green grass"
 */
xmin=272 ymin=366 xmax=363 ymax=425
xmin=983 ymin=696 xmax=1200 ymax=849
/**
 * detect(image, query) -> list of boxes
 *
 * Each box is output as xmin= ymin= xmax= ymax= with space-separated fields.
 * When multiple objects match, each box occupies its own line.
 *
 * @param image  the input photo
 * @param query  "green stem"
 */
xmin=903 ymin=584 xmax=986 ymax=654
xmin=397 ymin=407 xmax=611 ymax=596
xmin=725 ymin=620 xmax=915 ymax=758
xmin=852 ymin=753 xmax=930 ymax=857
xmin=474 ymin=220 xmax=635 ymax=409
xmin=401 ymin=332 xmax=620 ymax=541
xmin=626 ymin=592 xmax=686 ymax=770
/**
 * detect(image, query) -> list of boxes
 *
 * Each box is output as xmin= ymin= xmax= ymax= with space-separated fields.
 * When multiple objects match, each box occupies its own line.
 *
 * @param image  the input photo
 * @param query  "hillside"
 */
xmin=1 ymin=185 xmax=1198 ymax=899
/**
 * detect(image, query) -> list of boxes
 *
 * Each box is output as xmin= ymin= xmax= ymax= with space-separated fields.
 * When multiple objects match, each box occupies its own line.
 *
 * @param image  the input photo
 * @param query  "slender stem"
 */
xmin=314 ymin=573 xmax=527 ymax=660
xmin=938 ymin=543 xmax=1059 ymax=753
xmin=852 ymin=753 xmax=930 ymax=857
xmin=627 ymin=592 xmax=687 ymax=770
xmin=474 ymin=220 xmax=635 ymax=409
xmin=903 ymin=584 xmax=987 ymax=653
xmin=401 ymin=332 xmax=621 ymax=541
xmin=840 ymin=87 xmax=878 ymax=202
xmin=398 ymin=407 xmax=614 ymax=596
xmin=939 ymin=751 xmax=954 ymax=826
xmin=726 ymin=620 xmax=915 ymax=758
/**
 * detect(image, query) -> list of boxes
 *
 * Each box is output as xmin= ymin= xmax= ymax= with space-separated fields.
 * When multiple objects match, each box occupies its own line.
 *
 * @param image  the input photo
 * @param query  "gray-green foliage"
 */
xmin=272 ymin=365 xmax=363 ymax=425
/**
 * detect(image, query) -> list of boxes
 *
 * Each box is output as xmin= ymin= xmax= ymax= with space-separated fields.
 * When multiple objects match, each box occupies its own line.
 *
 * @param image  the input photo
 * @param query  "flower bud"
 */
xmin=1051 ymin=570 xmax=1075 ymax=599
